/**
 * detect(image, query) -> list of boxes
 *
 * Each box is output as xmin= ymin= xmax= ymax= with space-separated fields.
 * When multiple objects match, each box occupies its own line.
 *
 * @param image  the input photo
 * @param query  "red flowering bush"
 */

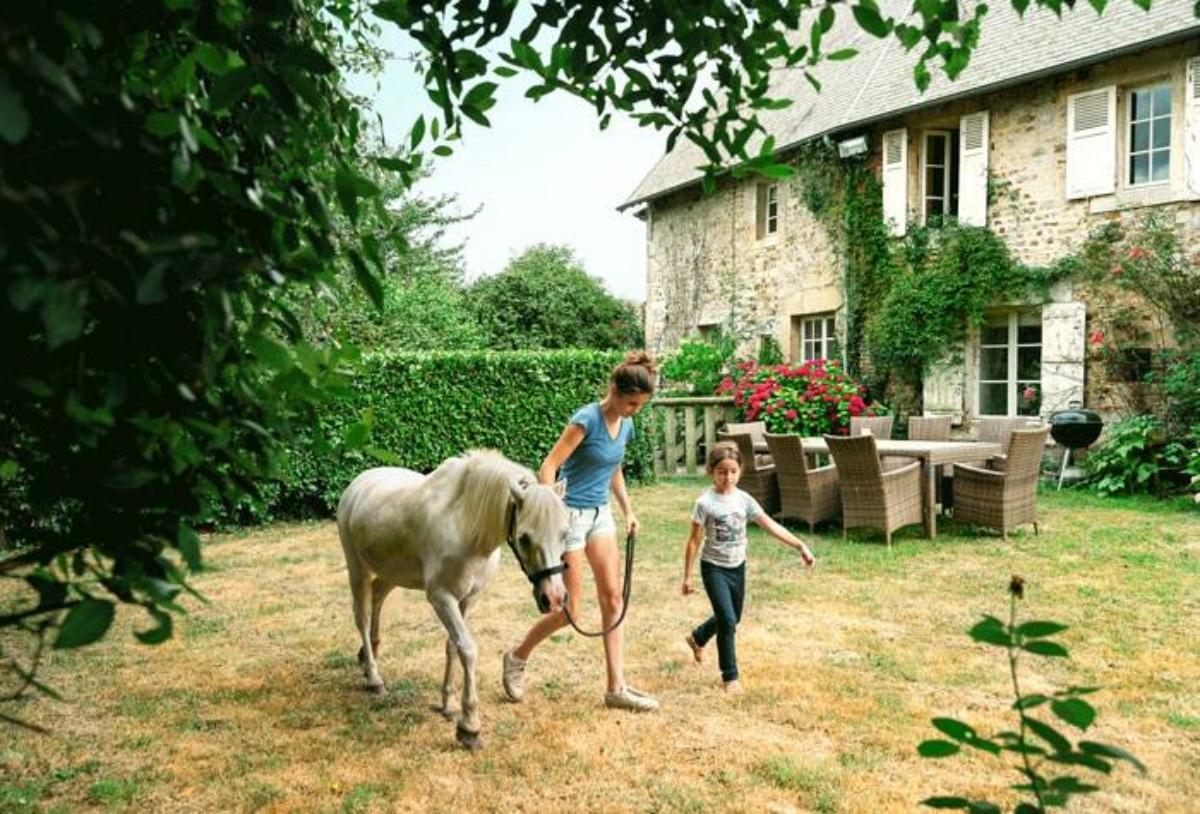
xmin=717 ymin=359 xmax=883 ymax=436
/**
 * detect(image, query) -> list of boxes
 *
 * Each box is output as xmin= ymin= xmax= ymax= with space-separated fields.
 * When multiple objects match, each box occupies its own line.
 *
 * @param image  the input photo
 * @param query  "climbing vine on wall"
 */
xmin=794 ymin=142 xmax=1065 ymax=405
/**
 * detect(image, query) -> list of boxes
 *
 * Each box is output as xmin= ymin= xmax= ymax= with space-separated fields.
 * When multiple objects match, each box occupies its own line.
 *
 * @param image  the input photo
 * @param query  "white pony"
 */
xmin=336 ymin=450 xmax=569 ymax=750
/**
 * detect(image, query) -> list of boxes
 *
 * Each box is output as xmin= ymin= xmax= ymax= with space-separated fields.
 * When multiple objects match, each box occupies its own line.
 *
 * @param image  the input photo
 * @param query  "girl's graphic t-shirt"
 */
xmin=692 ymin=487 xmax=762 ymax=568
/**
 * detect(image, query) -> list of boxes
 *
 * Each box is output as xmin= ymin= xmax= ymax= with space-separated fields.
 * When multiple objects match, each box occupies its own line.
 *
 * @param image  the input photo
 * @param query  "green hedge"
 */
xmin=269 ymin=350 xmax=655 ymax=518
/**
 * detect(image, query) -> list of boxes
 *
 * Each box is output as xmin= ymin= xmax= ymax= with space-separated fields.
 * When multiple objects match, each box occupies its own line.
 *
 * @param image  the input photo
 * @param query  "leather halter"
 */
xmin=505 ymin=502 xmax=567 ymax=588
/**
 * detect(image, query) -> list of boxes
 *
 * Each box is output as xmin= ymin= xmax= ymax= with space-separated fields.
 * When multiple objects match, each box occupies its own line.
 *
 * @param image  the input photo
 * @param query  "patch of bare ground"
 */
xmin=2 ymin=487 xmax=1197 ymax=812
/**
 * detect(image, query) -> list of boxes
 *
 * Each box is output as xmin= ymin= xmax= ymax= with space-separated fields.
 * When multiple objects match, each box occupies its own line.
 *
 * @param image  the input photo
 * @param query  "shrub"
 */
xmin=718 ymin=359 xmax=882 ymax=436
xmin=660 ymin=336 xmax=737 ymax=395
xmin=262 ymin=350 xmax=655 ymax=519
xmin=1084 ymin=415 xmax=1188 ymax=497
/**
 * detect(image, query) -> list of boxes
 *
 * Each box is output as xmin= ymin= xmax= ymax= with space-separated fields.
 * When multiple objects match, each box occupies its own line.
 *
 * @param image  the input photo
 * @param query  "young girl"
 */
xmin=503 ymin=351 xmax=659 ymax=712
xmin=682 ymin=441 xmax=815 ymax=693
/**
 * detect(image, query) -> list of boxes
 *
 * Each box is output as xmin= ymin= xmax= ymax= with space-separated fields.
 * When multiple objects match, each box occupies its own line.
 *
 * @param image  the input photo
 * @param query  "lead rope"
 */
xmin=561 ymin=531 xmax=635 ymax=638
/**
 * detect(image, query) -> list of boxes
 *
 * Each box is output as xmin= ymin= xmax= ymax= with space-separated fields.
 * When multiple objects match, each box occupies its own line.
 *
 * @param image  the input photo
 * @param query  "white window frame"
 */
xmin=978 ymin=310 xmax=1042 ymax=417
xmin=756 ymin=182 xmax=779 ymax=238
xmin=921 ymin=130 xmax=955 ymax=222
xmin=1127 ymin=82 xmax=1172 ymax=188
xmin=801 ymin=314 xmax=839 ymax=363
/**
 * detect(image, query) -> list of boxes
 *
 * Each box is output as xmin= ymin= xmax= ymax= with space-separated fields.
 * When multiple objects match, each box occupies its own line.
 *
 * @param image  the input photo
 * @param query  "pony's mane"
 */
xmin=444 ymin=450 xmax=533 ymax=550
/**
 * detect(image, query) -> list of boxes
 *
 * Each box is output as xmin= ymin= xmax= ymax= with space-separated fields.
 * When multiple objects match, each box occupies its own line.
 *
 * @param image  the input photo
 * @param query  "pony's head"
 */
xmin=507 ymin=477 xmax=569 ymax=614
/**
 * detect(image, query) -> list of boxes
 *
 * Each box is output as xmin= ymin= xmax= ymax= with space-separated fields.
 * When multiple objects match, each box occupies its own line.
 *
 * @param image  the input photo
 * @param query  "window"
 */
xmin=800 ymin=314 xmax=839 ymax=362
xmin=922 ymin=130 xmax=960 ymax=223
xmin=755 ymin=182 xmax=778 ymax=239
xmin=978 ymin=311 xmax=1042 ymax=417
xmin=1128 ymin=83 xmax=1171 ymax=186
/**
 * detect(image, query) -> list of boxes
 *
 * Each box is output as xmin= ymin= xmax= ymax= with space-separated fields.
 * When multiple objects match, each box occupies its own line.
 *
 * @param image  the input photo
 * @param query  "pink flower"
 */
xmin=1127 ymin=246 xmax=1150 ymax=260
xmin=1089 ymin=330 xmax=1104 ymax=347
xmin=785 ymin=409 xmax=798 ymax=420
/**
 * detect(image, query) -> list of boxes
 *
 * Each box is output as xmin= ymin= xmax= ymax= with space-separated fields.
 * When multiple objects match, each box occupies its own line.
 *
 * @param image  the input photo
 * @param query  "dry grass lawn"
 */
xmin=2 ymin=483 xmax=1198 ymax=812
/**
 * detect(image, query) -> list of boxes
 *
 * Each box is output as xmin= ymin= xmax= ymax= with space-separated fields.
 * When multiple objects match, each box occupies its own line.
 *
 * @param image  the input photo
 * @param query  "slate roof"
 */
xmin=621 ymin=0 xmax=1200 ymax=209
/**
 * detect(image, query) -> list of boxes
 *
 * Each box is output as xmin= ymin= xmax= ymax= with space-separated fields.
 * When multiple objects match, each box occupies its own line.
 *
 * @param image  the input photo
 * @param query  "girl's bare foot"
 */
xmin=723 ymin=679 xmax=742 ymax=694
xmin=684 ymin=634 xmax=704 ymax=664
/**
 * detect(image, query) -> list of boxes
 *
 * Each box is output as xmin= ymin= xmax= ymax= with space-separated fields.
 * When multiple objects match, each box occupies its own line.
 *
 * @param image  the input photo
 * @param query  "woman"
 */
xmin=502 ymin=351 xmax=659 ymax=711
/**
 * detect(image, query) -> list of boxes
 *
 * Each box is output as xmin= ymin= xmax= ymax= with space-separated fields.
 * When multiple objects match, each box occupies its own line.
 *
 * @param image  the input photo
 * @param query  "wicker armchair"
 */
xmin=952 ymin=426 xmax=1050 ymax=538
xmin=717 ymin=431 xmax=779 ymax=514
xmin=764 ymin=434 xmax=839 ymax=532
xmin=907 ymin=415 xmax=953 ymax=441
xmin=823 ymin=434 xmax=923 ymax=547
xmin=977 ymin=416 xmax=1040 ymax=470
xmin=850 ymin=415 xmax=894 ymax=439
xmin=723 ymin=420 xmax=772 ymax=467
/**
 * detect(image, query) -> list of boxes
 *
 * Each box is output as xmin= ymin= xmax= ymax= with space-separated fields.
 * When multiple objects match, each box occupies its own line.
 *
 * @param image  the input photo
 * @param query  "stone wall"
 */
xmin=642 ymin=37 xmax=1200 ymax=420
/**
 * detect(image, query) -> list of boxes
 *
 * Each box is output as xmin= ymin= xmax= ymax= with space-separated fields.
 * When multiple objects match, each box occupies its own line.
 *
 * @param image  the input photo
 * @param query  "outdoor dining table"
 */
xmin=797 ymin=437 xmax=1003 ymax=539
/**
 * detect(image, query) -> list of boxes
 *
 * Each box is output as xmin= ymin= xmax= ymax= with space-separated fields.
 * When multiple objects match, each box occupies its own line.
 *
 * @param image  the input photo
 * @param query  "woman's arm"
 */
xmin=538 ymin=423 xmax=586 ymax=486
xmin=754 ymin=515 xmax=815 ymax=566
xmin=681 ymin=521 xmax=704 ymax=595
xmin=610 ymin=466 xmax=637 ymax=535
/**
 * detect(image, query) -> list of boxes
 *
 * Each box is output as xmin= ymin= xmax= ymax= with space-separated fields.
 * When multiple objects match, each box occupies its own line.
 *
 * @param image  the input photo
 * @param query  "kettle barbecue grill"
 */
xmin=1048 ymin=402 xmax=1104 ymax=489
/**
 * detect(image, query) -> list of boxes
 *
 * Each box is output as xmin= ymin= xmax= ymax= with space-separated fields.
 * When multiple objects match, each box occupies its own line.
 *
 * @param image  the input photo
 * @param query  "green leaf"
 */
xmin=1014 ymin=694 xmax=1051 ymax=710
xmin=756 ymin=163 xmax=794 ymax=180
xmin=1023 ymin=640 xmax=1069 ymax=658
xmin=136 ymin=266 xmax=167 ymax=304
xmin=42 ymin=282 xmax=86 ymax=348
xmin=178 ymin=524 xmax=203 ymax=571
xmin=0 ymin=78 xmax=32 ymax=144
xmin=432 ymin=145 xmax=454 ymax=157
xmin=343 ymin=421 xmax=371 ymax=449
xmin=1079 ymin=741 xmax=1146 ymax=773
xmin=135 ymin=608 xmax=174 ymax=645
xmin=1025 ymin=716 xmax=1072 ymax=754
xmin=932 ymin=717 xmax=976 ymax=742
xmin=54 ymin=599 xmax=116 ymax=649
xmin=209 ymin=66 xmax=255 ymax=109
xmin=494 ymin=66 xmax=518 ymax=78
xmin=852 ymin=2 xmax=892 ymax=37
xmin=827 ymin=48 xmax=860 ymax=62
xmin=349 ymin=250 xmax=383 ymax=310
xmin=246 ymin=332 xmax=292 ymax=371
xmin=918 ymin=739 xmax=961 ymax=758
xmin=968 ymin=615 xmax=1012 ymax=646
xmin=1051 ymin=698 xmax=1096 ymax=731
xmin=410 ymin=115 xmax=426 ymax=150
xmin=922 ymin=798 xmax=969 ymax=809
xmin=1017 ymin=620 xmax=1068 ymax=638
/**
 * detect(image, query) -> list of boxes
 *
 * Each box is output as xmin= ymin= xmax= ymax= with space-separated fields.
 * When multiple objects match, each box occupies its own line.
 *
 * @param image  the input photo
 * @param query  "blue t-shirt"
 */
xmin=559 ymin=402 xmax=634 ymax=509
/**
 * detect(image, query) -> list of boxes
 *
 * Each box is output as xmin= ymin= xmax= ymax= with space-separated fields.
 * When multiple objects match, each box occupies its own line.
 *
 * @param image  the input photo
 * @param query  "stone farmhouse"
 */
xmin=621 ymin=1 xmax=1200 ymax=422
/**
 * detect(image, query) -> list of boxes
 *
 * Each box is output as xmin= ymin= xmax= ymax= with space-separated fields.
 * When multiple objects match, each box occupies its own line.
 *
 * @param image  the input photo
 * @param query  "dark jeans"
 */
xmin=692 ymin=560 xmax=746 ymax=682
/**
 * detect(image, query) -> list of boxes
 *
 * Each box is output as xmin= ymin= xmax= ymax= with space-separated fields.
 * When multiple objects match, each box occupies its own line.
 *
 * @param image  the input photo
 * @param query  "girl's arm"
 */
xmin=754 ymin=515 xmax=815 ymax=566
xmin=538 ymin=423 xmax=586 ymax=486
xmin=681 ymin=520 xmax=704 ymax=595
xmin=610 ymin=466 xmax=637 ymax=535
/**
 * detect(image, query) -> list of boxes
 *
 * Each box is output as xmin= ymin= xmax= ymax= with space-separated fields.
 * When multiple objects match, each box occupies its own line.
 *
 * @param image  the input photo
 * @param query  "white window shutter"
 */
xmin=958 ymin=111 xmax=989 ymax=226
xmin=882 ymin=128 xmax=908 ymax=236
xmin=1065 ymin=86 xmax=1116 ymax=199
xmin=1186 ymin=57 xmax=1200 ymax=196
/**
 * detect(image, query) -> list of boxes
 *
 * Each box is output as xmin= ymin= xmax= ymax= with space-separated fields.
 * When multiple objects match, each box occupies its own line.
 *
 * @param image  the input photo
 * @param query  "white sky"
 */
xmin=351 ymin=28 xmax=667 ymax=302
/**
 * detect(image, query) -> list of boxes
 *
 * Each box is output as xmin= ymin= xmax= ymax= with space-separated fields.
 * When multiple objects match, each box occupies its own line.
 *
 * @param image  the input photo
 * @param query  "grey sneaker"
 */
xmin=604 ymin=685 xmax=659 ymax=711
xmin=502 ymin=650 xmax=526 ymax=702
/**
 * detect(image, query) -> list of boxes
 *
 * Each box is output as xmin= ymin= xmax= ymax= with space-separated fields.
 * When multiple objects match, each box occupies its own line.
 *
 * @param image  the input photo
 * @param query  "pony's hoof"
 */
xmin=456 ymin=726 xmax=484 ymax=751
xmin=432 ymin=704 xmax=457 ymax=720
xmin=366 ymin=681 xmax=386 ymax=696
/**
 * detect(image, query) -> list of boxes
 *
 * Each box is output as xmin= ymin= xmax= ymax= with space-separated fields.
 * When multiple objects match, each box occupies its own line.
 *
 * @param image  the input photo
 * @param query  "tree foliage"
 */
xmin=468 ymin=244 xmax=642 ymax=350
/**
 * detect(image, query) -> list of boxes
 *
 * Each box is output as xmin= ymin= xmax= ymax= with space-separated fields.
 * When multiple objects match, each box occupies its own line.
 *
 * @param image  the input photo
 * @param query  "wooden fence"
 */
xmin=649 ymin=396 xmax=736 ymax=476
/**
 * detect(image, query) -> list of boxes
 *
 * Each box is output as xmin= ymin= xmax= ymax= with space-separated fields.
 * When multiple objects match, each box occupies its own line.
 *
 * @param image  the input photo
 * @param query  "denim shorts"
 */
xmin=564 ymin=504 xmax=616 ymax=552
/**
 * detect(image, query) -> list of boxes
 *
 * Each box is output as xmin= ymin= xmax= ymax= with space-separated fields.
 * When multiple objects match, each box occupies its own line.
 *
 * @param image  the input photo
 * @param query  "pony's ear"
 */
xmin=508 ymin=478 xmax=527 ymax=506
xmin=552 ymin=479 xmax=567 ymax=498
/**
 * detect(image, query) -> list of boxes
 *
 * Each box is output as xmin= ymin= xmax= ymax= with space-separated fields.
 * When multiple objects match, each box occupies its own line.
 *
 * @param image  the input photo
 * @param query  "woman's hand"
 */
xmin=681 ymin=578 xmax=694 ymax=595
xmin=625 ymin=512 xmax=639 ymax=536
